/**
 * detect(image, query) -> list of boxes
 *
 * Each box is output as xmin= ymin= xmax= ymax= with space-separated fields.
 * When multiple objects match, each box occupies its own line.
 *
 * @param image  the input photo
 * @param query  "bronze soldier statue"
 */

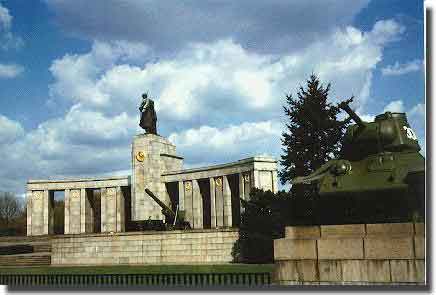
xmin=139 ymin=93 xmax=157 ymax=134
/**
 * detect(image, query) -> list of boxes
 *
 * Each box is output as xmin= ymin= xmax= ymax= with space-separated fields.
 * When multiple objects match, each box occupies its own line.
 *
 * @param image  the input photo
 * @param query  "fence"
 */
xmin=0 ymin=272 xmax=271 ymax=287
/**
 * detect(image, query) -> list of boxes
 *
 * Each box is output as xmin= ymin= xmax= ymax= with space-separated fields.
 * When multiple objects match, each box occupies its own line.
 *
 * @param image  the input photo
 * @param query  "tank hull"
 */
xmin=318 ymin=151 xmax=425 ymax=196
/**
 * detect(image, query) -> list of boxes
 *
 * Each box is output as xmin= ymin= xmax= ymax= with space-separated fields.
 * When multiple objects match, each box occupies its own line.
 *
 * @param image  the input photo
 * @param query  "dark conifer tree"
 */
xmin=279 ymin=74 xmax=346 ymax=196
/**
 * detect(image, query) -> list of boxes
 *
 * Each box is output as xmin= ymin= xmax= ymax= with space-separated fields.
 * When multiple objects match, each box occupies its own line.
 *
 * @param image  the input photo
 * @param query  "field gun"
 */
xmin=145 ymin=188 xmax=191 ymax=230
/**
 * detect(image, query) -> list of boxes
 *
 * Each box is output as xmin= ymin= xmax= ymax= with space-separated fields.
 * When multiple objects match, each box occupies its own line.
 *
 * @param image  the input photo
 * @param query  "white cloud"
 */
xmin=0 ymin=115 xmax=24 ymax=144
xmin=356 ymin=113 xmax=375 ymax=122
xmin=0 ymin=63 xmax=23 ymax=78
xmin=169 ymin=120 xmax=281 ymax=150
xmin=0 ymin=18 xmax=408 ymax=194
xmin=383 ymin=100 xmax=405 ymax=113
xmin=0 ymin=3 xmax=12 ymax=30
xmin=168 ymin=120 xmax=282 ymax=166
xmin=48 ymin=40 xmax=149 ymax=109
xmin=407 ymin=102 xmax=425 ymax=152
xmin=368 ymin=19 xmax=405 ymax=44
xmin=409 ymin=103 xmax=425 ymax=118
xmin=49 ymin=19 xmax=404 ymax=121
xmin=381 ymin=59 xmax=423 ymax=76
xmin=0 ymin=3 xmax=23 ymax=50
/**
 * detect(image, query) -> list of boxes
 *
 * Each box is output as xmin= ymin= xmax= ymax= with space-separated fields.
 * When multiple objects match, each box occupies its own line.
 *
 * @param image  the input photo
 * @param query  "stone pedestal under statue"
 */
xmin=131 ymin=133 xmax=183 ymax=221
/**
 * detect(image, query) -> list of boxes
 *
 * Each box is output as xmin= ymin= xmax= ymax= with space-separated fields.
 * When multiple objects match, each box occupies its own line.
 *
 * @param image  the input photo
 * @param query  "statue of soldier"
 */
xmin=139 ymin=92 xmax=157 ymax=134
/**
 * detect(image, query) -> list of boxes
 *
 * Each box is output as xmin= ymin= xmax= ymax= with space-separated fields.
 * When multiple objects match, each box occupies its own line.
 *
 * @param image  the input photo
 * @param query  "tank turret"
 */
xmin=338 ymin=98 xmax=421 ymax=162
xmin=292 ymin=98 xmax=425 ymax=197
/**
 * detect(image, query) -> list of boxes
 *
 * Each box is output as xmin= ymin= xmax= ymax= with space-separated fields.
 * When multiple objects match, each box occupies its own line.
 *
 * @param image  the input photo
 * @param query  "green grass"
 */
xmin=0 ymin=264 xmax=274 ymax=275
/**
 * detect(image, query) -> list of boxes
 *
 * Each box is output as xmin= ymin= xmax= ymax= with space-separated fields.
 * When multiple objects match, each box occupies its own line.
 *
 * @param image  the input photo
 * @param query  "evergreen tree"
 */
xmin=279 ymin=74 xmax=346 ymax=194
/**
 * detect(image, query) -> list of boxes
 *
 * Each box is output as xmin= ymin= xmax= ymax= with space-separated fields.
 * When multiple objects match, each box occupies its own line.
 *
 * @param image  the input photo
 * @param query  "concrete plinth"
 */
xmin=273 ymin=222 xmax=426 ymax=285
xmin=131 ymin=134 xmax=183 ymax=221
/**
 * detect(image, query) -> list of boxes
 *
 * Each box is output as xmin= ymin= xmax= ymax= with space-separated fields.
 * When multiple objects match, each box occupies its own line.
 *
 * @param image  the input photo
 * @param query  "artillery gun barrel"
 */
xmin=144 ymin=188 xmax=175 ymax=220
xmin=338 ymin=101 xmax=365 ymax=127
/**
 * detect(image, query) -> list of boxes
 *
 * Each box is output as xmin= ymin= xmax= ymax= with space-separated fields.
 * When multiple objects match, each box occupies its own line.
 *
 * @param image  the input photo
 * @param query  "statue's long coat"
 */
xmin=139 ymin=99 xmax=157 ymax=134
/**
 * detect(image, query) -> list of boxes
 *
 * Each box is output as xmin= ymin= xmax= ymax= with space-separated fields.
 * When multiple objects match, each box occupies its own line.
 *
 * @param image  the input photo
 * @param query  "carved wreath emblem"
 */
xmin=215 ymin=177 xmax=222 ymax=187
xmin=243 ymin=174 xmax=250 ymax=183
xmin=33 ymin=191 xmax=42 ymax=199
xmin=136 ymin=151 xmax=145 ymax=162
xmin=107 ymin=188 xmax=116 ymax=196
xmin=71 ymin=190 xmax=80 ymax=198
xmin=185 ymin=181 xmax=192 ymax=191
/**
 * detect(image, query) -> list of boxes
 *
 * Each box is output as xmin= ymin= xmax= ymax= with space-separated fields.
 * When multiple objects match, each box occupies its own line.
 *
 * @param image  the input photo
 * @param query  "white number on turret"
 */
xmin=403 ymin=126 xmax=418 ymax=141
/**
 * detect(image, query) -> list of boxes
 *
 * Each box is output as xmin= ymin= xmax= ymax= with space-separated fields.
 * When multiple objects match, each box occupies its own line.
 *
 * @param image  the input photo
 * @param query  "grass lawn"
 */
xmin=0 ymin=264 xmax=274 ymax=275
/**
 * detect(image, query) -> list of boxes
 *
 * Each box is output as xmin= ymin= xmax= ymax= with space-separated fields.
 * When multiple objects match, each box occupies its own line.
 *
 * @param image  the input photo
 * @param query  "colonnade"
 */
xmin=26 ymin=156 xmax=278 ymax=236
xmin=26 ymin=186 xmax=126 ymax=236
xmin=176 ymin=171 xmax=253 ymax=229
xmin=26 ymin=176 xmax=129 ymax=236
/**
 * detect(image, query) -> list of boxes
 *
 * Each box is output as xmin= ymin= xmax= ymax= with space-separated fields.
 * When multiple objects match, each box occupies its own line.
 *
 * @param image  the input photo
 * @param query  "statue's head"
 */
xmin=142 ymin=92 xmax=148 ymax=99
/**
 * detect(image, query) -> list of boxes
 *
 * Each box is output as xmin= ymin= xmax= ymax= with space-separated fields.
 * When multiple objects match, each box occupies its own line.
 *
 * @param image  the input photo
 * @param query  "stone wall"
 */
xmin=273 ymin=222 xmax=425 ymax=285
xmin=51 ymin=229 xmax=238 ymax=266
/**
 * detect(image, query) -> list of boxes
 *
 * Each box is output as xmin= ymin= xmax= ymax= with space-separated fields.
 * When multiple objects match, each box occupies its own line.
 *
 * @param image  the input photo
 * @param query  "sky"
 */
xmin=0 ymin=0 xmax=425 ymax=196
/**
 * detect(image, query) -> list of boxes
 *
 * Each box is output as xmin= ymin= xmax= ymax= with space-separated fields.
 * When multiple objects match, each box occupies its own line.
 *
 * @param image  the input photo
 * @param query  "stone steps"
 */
xmin=0 ymin=253 xmax=51 ymax=266
xmin=0 ymin=235 xmax=50 ymax=243
xmin=0 ymin=236 xmax=52 ymax=266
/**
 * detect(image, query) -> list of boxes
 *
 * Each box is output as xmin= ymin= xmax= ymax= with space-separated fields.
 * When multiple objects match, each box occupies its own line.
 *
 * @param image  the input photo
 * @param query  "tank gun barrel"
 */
xmin=338 ymin=98 xmax=365 ymax=127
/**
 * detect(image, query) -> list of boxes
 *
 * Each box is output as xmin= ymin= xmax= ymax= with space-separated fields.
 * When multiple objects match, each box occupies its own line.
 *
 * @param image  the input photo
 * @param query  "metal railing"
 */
xmin=0 ymin=272 xmax=271 ymax=287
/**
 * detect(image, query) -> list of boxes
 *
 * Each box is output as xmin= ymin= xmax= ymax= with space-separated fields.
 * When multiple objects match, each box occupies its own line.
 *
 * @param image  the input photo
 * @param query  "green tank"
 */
xmin=292 ymin=98 xmax=425 ymax=196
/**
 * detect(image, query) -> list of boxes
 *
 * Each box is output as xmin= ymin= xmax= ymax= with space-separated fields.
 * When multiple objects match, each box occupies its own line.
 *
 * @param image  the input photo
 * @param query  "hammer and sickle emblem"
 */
xmin=136 ymin=151 xmax=145 ymax=162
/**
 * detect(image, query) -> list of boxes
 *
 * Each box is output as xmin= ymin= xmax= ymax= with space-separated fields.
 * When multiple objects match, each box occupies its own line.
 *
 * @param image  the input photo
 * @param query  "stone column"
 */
xmin=100 ymin=188 xmax=107 ymax=232
xmin=252 ymin=170 xmax=260 ymax=189
xmin=238 ymin=173 xmax=244 ymax=217
xmin=214 ymin=177 xmax=224 ymax=227
xmin=78 ymin=189 xmax=94 ymax=234
xmin=80 ymin=188 xmax=86 ymax=233
xmin=42 ymin=190 xmax=50 ymax=235
xmin=210 ymin=178 xmax=216 ymax=228
xmin=28 ymin=191 xmax=44 ymax=235
xmin=107 ymin=187 xmax=117 ymax=232
xmin=223 ymin=176 xmax=232 ymax=227
xmin=244 ymin=172 xmax=252 ymax=200
xmin=26 ymin=191 xmax=32 ymax=236
xmin=116 ymin=187 xmax=125 ymax=232
xmin=183 ymin=181 xmax=194 ymax=228
xmin=239 ymin=173 xmax=244 ymax=201
xmin=272 ymin=170 xmax=278 ymax=193
xmin=68 ymin=189 xmax=81 ymax=234
xmin=101 ymin=187 xmax=124 ymax=233
xmin=64 ymin=189 xmax=70 ymax=234
xmin=192 ymin=180 xmax=203 ymax=229
xmin=178 ymin=181 xmax=185 ymax=211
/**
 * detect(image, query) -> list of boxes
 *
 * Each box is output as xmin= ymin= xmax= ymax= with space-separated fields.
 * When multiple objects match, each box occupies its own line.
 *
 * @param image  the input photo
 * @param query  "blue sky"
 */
xmin=0 ymin=0 xmax=425 ymax=195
